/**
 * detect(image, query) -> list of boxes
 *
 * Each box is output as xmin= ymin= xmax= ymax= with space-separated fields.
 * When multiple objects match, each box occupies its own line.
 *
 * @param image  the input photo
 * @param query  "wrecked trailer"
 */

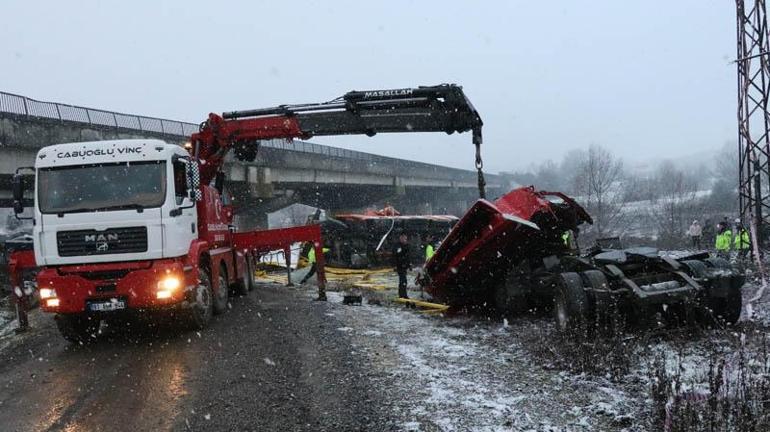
xmin=321 ymin=210 xmax=458 ymax=268
xmin=417 ymin=186 xmax=745 ymax=330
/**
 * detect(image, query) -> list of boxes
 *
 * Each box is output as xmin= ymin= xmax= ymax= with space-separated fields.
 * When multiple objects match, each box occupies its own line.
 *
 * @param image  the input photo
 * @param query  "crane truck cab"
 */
xmin=8 ymin=84 xmax=484 ymax=341
xmin=12 ymin=139 xmax=243 ymax=342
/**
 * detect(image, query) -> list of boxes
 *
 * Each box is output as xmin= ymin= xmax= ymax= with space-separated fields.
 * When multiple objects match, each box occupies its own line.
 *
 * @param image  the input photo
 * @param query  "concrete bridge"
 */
xmin=0 ymin=91 xmax=508 ymax=227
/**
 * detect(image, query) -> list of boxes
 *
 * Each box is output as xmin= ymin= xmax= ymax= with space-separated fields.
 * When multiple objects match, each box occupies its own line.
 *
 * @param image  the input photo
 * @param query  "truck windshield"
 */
xmin=38 ymin=161 xmax=167 ymax=214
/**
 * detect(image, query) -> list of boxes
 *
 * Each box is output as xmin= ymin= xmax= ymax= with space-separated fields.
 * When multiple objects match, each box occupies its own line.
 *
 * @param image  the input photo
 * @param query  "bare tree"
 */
xmin=508 ymin=159 xmax=563 ymax=191
xmin=713 ymin=141 xmax=739 ymax=184
xmin=703 ymin=141 xmax=739 ymax=216
xmin=621 ymin=173 xmax=659 ymax=203
xmin=571 ymin=144 xmax=625 ymax=237
xmin=653 ymin=161 xmax=699 ymax=248
xmin=560 ymin=149 xmax=587 ymax=195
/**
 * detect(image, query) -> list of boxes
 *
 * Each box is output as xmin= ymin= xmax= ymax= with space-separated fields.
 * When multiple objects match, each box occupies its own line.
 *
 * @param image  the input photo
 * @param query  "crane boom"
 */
xmin=189 ymin=84 xmax=485 ymax=195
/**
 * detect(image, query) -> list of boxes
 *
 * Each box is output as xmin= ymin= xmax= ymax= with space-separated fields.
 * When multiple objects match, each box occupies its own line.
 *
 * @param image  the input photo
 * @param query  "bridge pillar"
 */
xmin=248 ymin=166 xmax=274 ymax=198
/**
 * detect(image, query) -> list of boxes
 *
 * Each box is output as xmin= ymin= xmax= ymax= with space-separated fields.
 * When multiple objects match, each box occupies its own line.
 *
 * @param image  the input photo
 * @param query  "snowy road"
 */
xmin=0 ymin=274 xmax=765 ymax=431
xmin=0 ymin=284 xmax=389 ymax=432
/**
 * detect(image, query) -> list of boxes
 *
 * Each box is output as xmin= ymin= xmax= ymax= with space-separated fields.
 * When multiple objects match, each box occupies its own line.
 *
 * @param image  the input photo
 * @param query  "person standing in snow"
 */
xmin=416 ymin=234 xmax=437 ymax=300
xmin=715 ymin=222 xmax=732 ymax=258
xmin=687 ymin=220 xmax=702 ymax=249
xmin=423 ymin=234 xmax=437 ymax=262
xmin=734 ymin=222 xmax=751 ymax=259
xmin=299 ymin=242 xmax=330 ymax=301
xmin=392 ymin=233 xmax=411 ymax=299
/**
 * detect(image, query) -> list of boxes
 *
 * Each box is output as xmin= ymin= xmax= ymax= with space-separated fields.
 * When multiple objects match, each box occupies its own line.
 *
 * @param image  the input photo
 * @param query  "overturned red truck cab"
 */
xmin=418 ymin=186 xmax=744 ymax=330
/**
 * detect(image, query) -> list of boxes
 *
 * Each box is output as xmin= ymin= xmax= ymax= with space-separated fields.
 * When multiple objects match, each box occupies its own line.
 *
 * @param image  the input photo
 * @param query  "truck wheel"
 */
xmin=581 ymin=270 xmax=614 ymax=326
xmin=581 ymin=270 xmax=609 ymax=291
xmin=709 ymin=285 xmax=742 ymax=325
xmin=705 ymin=257 xmax=731 ymax=270
xmin=55 ymin=314 xmax=100 ymax=344
xmin=246 ymin=257 xmax=257 ymax=291
xmin=186 ymin=270 xmax=213 ymax=329
xmin=682 ymin=260 xmax=708 ymax=278
xmin=213 ymin=264 xmax=229 ymax=315
xmin=554 ymin=272 xmax=589 ymax=332
xmin=234 ymin=258 xmax=251 ymax=296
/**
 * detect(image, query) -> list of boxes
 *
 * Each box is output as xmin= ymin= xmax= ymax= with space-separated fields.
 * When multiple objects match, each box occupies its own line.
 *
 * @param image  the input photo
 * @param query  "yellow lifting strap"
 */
xmin=394 ymin=297 xmax=450 ymax=313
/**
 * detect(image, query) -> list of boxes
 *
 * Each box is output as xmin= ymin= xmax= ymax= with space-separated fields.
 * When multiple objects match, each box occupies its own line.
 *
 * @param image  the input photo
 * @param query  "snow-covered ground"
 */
xmin=4 ymin=262 xmax=770 ymax=430
xmin=332 ymin=302 xmax=641 ymax=431
xmin=290 ymin=266 xmax=770 ymax=431
xmin=301 ymin=272 xmax=644 ymax=431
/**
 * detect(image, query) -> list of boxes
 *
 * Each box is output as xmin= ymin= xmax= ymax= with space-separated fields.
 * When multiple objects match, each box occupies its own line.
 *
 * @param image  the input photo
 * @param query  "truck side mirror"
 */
xmin=187 ymin=160 xmax=202 ymax=202
xmin=12 ymin=174 xmax=24 ymax=214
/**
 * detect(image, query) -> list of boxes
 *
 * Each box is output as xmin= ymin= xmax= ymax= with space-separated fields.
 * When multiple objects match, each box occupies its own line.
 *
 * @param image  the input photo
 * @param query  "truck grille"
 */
xmin=71 ymin=269 xmax=131 ymax=281
xmin=57 ymin=227 xmax=148 ymax=257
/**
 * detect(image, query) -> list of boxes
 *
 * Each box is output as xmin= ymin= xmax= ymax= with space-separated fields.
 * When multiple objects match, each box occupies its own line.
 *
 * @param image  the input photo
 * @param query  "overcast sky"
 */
xmin=1 ymin=1 xmax=735 ymax=173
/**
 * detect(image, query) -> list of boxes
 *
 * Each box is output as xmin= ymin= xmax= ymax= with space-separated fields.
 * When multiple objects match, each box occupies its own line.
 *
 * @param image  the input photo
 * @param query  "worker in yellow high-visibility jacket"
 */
xmin=300 ymin=244 xmax=330 ymax=288
xmin=424 ymin=234 xmax=436 ymax=262
xmin=734 ymin=223 xmax=750 ymax=259
xmin=715 ymin=222 xmax=732 ymax=258
xmin=562 ymin=230 xmax=576 ymax=250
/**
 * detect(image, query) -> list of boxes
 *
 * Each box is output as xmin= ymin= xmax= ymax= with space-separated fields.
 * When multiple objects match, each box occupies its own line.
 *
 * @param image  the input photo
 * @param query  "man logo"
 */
xmin=85 ymin=233 xmax=119 ymax=242
xmin=96 ymin=242 xmax=109 ymax=252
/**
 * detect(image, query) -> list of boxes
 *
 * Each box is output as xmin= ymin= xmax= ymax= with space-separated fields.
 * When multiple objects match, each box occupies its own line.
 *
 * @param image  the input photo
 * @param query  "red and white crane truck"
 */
xmin=9 ymin=84 xmax=484 ymax=342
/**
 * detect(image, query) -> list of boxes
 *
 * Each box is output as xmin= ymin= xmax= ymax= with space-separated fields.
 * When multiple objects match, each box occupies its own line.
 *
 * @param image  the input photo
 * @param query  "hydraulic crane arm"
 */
xmin=189 ymin=84 xmax=486 ymax=196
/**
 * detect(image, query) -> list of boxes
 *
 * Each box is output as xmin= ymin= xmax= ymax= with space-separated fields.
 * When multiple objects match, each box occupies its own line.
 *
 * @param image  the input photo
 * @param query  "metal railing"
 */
xmin=0 ymin=91 xmax=199 ymax=137
xmin=0 ymin=90 xmax=486 ymax=179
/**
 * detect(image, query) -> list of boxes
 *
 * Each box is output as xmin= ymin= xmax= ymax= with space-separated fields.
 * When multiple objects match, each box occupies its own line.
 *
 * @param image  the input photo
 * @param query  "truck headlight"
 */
xmin=158 ymin=276 xmax=181 ymax=291
xmin=46 ymin=298 xmax=60 ymax=307
xmin=40 ymin=288 xmax=56 ymax=299
xmin=157 ymin=276 xmax=181 ymax=299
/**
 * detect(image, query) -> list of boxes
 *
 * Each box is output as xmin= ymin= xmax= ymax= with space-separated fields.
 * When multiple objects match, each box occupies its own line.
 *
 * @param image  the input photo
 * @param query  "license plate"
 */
xmin=88 ymin=299 xmax=126 ymax=312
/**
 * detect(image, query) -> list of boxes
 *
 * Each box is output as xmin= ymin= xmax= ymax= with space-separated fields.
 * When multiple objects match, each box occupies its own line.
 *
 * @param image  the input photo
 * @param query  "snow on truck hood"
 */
xmin=35 ymin=139 xmax=185 ymax=168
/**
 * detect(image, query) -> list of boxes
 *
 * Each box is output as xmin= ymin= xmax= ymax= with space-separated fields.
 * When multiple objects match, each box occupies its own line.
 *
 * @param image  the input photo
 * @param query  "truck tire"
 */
xmin=55 ymin=313 xmax=99 ymax=344
xmin=709 ymin=285 xmax=742 ymax=325
xmin=581 ymin=270 xmax=613 ymax=326
xmin=682 ymin=260 xmax=708 ymax=278
xmin=186 ymin=270 xmax=213 ymax=329
xmin=554 ymin=272 xmax=589 ymax=332
xmin=234 ymin=258 xmax=251 ymax=296
xmin=705 ymin=257 xmax=730 ymax=270
xmin=581 ymin=270 xmax=609 ymax=290
xmin=213 ymin=264 xmax=229 ymax=315
xmin=246 ymin=257 xmax=257 ymax=292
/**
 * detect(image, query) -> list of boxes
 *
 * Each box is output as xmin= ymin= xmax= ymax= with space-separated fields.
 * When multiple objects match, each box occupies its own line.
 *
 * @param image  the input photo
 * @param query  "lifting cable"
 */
xmin=475 ymin=141 xmax=486 ymax=199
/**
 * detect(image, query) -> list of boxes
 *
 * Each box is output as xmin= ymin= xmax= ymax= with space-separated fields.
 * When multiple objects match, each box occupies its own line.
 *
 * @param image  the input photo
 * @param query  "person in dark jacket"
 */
xmin=392 ymin=233 xmax=411 ymax=299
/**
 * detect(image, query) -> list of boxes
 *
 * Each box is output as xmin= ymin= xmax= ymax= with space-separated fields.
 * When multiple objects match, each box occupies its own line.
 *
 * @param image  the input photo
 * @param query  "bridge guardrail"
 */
xmin=0 ymin=91 xmax=493 ymax=180
xmin=0 ymin=91 xmax=200 ymax=137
